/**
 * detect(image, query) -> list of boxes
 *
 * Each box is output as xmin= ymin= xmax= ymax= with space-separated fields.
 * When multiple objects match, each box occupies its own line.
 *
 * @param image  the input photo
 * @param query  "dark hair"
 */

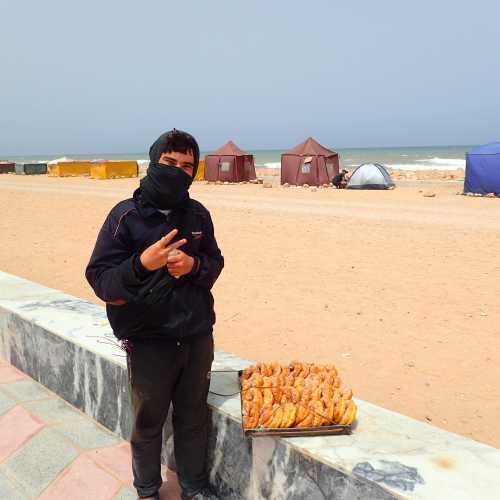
xmin=149 ymin=129 xmax=200 ymax=178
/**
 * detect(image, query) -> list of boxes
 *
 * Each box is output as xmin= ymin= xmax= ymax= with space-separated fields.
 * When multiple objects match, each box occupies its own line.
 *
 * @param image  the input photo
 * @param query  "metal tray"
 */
xmin=238 ymin=370 xmax=352 ymax=438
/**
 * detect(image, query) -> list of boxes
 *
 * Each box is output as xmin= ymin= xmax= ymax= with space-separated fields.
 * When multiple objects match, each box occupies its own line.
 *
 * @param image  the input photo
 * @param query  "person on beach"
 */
xmin=85 ymin=129 xmax=224 ymax=500
xmin=332 ymin=169 xmax=349 ymax=189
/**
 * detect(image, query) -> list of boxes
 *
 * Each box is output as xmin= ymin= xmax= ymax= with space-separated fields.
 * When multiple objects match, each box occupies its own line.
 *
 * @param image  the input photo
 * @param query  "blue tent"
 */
xmin=464 ymin=142 xmax=500 ymax=194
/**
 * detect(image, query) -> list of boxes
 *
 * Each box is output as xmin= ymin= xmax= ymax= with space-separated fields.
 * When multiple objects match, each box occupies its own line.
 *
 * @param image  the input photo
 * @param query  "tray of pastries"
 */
xmin=240 ymin=361 xmax=356 ymax=437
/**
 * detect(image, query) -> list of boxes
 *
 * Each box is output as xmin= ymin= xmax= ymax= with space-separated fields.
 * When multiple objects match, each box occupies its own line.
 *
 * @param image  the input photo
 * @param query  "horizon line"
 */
xmin=1 ymin=143 xmax=478 ymax=159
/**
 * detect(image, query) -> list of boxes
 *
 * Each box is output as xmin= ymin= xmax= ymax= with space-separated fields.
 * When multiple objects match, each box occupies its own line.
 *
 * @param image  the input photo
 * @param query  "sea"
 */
xmin=3 ymin=145 xmax=471 ymax=171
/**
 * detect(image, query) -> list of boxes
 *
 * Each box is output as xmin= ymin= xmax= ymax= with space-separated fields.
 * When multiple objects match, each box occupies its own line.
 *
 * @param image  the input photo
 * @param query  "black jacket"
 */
xmin=85 ymin=189 xmax=224 ymax=340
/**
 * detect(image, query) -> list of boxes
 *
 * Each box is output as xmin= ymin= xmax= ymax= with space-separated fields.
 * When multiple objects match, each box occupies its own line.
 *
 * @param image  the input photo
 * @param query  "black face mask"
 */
xmin=140 ymin=161 xmax=192 ymax=209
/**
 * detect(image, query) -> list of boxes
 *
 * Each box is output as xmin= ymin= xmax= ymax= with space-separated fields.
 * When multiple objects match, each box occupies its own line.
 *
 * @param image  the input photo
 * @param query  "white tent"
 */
xmin=346 ymin=163 xmax=395 ymax=190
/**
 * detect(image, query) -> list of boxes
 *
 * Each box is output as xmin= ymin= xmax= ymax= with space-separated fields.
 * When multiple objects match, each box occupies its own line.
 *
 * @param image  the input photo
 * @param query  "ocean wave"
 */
xmin=256 ymin=162 xmax=281 ymax=169
xmin=386 ymin=162 xmax=465 ymax=171
xmin=416 ymin=157 xmax=465 ymax=167
xmin=255 ymin=158 xmax=466 ymax=171
xmin=137 ymin=159 xmax=149 ymax=170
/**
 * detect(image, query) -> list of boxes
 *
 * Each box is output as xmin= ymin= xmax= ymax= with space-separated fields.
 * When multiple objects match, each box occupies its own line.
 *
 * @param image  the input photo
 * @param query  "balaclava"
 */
xmin=140 ymin=129 xmax=200 ymax=210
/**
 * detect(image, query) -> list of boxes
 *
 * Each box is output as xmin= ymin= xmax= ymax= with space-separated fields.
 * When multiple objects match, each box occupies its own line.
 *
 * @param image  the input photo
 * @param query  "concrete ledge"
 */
xmin=1 ymin=271 xmax=499 ymax=499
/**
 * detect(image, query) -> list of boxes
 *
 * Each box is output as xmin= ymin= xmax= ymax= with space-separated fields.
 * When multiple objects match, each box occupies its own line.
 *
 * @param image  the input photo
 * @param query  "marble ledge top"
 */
xmin=1 ymin=270 xmax=500 ymax=500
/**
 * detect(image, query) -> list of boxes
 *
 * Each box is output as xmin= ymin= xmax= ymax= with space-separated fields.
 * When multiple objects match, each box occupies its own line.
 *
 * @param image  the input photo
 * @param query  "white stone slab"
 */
xmin=1 ymin=270 xmax=499 ymax=499
xmin=0 ymin=271 xmax=122 ymax=365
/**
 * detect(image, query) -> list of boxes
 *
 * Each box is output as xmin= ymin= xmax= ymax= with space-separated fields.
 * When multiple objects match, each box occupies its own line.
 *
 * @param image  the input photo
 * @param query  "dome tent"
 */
xmin=346 ymin=163 xmax=395 ymax=189
xmin=464 ymin=142 xmax=500 ymax=195
xmin=204 ymin=141 xmax=256 ymax=182
xmin=281 ymin=137 xmax=339 ymax=186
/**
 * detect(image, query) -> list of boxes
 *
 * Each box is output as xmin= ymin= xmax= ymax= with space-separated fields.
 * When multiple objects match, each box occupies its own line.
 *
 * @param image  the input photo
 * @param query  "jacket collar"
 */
xmin=133 ymin=188 xmax=190 ymax=218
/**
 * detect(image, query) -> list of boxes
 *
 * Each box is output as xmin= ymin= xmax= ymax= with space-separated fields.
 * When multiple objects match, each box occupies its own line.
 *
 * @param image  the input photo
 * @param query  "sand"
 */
xmin=254 ymin=166 xmax=466 ymax=183
xmin=1 ymin=173 xmax=499 ymax=447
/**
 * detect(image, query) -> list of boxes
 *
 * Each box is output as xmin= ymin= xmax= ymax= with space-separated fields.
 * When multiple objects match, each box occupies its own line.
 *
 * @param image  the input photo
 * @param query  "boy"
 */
xmin=86 ymin=129 xmax=224 ymax=500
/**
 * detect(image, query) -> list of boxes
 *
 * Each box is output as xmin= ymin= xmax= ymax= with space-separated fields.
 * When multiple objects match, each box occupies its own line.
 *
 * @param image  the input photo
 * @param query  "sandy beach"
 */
xmin=1 ymin=173 xmax=499 ymax=448
xmin=254 ymin=166 xmax=466 ymax=183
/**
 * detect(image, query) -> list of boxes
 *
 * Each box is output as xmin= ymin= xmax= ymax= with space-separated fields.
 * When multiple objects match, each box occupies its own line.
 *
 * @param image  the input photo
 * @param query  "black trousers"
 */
xmin=127 ymin=333 xmax=214 ymax=498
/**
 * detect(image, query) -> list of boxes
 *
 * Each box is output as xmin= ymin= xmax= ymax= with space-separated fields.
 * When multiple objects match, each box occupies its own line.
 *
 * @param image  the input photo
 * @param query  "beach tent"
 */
xmin=346 ymin=163 xmax=395 ymax=189
xmin=204 ymin=141 xmax=256 ymax=182
xmin=464 ymin=143 xmax=500 ymax=194
xmin=281 ymin=137 xmax=339 ymax=186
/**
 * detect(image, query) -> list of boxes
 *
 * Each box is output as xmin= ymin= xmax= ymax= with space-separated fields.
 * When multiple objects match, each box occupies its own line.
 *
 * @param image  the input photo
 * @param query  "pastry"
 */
xmin=241 ymin=360 xmax=355 ymax=430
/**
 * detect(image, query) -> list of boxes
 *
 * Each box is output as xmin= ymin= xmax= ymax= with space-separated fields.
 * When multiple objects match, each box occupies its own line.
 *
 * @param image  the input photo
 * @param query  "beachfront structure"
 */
xmin=204 ymin=141 xmax=257 ymax=182
xmin=281 ymin=137 xmax=339 ymax=186
xmin=48 ymin=160 xmax=93 ymax=177
xmin=194 ymin=159 xmax=206 ymax=181
xmin=464 ymin=142 xmax=500 ymax=195
xmin=346 ymin=163 xmax=395 ymax=189
xmin=15 ymin=163 xmax=48 ymax=175
xmin=0 ymin=162 xmax=15 ymax=174
xmin=90 ymin=160 xmax=138 ymax=179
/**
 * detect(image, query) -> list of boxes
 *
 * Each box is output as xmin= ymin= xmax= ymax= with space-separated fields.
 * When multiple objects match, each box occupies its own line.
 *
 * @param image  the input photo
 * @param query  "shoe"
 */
xmin=138 ymin=493 xmax=160 ymax=500
xmin=181 ymin=485 xmax=218 ymax=499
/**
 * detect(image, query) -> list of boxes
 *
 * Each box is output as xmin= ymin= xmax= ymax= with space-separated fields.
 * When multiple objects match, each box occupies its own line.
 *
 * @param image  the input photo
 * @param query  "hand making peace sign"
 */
xmin=139 ymin=229 xmax=192 ymax=276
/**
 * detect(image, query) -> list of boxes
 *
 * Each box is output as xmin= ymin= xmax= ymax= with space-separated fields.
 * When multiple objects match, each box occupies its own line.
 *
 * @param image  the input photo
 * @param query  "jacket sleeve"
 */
xmin=189 ymin=211 xmax=224 ymax=290
xmin=85 ymin=209 xmax=152 ymax=303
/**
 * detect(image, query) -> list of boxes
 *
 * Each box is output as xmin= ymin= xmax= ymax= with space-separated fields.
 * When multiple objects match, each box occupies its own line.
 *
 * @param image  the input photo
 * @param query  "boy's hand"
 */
xmin=166 ymin=250 xmax=194 ymax=278
xmin=140 ymin=229 xmax=187 ymax=271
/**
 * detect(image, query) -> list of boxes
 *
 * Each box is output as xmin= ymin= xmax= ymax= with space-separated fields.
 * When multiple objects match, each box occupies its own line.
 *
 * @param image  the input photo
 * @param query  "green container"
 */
xmin=15 ymin=163 xmax=48 ymax=175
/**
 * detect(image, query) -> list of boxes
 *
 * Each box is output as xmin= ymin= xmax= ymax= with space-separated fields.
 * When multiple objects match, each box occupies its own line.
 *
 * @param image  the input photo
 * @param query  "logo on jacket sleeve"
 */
xmin=191 ymin=231 xmax=202 ymax=240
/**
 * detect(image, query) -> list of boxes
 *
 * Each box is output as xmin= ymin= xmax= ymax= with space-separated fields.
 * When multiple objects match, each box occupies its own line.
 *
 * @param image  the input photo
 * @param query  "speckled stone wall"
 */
xmin=1 ymin=271 xmax=500 ymax=499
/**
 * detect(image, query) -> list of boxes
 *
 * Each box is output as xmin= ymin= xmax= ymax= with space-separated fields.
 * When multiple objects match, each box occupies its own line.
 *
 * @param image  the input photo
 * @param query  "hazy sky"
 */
xmin=1 ymin=0 xmax=499 ymax=155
